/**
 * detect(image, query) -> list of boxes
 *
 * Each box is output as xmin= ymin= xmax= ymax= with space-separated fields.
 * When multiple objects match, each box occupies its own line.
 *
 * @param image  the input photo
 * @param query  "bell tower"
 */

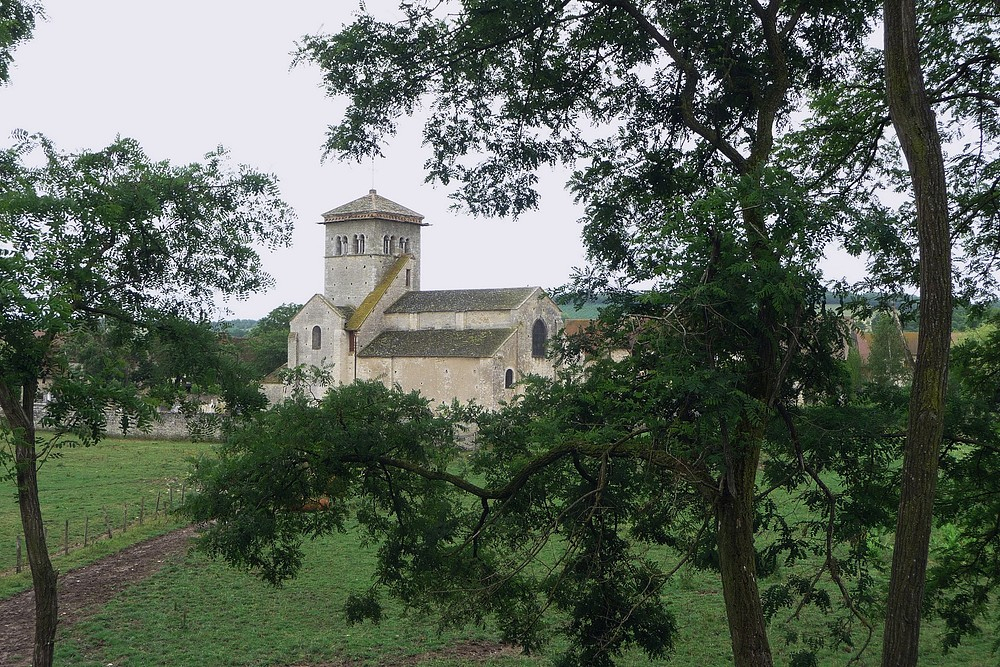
xmin=320 ymin=190 xmax=427 ymax=307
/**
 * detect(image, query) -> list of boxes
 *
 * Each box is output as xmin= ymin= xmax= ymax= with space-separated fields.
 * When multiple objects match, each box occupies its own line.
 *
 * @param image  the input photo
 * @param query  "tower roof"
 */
xmin=321 ymin=189 xmax=426 ymax=225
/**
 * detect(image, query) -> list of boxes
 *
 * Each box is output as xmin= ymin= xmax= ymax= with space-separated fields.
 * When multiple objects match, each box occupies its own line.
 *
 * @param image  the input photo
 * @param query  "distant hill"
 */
xmin=214 ymin=319 xmax=258 ymax=338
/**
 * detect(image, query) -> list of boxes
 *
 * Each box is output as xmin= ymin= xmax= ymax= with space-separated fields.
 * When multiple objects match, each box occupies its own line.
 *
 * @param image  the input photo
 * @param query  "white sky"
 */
xmin=3 ymin=1 xmax=865 ymax=319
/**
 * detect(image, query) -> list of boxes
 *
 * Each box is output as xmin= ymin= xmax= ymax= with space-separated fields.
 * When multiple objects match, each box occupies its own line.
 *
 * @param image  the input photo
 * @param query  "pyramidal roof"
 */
xmin=321 ymin=189 xmax=426 ymax=225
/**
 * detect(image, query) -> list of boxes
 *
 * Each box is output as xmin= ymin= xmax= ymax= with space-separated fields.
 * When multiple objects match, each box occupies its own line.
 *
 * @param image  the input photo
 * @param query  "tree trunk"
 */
xmin=718 ymin=446 xmax=773 ymax=667
xmin=1 ymin=381 xmax=59 ymax=666
xmin=882 ymin=0 xmax=952 ymax=664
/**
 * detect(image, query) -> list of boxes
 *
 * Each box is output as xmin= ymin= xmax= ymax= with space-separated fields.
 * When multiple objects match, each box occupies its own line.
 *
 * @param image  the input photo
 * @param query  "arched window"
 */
xmin=335 ymin=236 xmax=343 ymax=256
xmin=311 ymin=326 xmax=322 ymax=350
xmin=358 ymin=234 xmax=366 ymax=254
xmin=505 ymin=368 xmax=514 ymax=388
xmin=383 ymin=235 xmax=390 ymax=254
xmin=390 ymin=236 xmax=396 ymax=254
xmin=531 ymin=319 xmax=547 ymax=358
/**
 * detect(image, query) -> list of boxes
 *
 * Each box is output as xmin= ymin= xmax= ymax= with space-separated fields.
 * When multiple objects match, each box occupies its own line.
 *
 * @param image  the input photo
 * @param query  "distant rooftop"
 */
xmin=321 ymin=189 xmax=426 ymax=225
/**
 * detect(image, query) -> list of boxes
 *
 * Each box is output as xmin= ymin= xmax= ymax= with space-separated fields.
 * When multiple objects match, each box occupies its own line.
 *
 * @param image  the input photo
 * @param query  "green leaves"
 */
xmin=0 ymin=0 xmax=40 ymax=84
xmin=0 ymin=135 xmax=294 ymax=326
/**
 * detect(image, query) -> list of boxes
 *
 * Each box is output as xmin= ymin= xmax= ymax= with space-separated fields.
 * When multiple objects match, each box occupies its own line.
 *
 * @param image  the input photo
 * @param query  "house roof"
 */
xmin=321 ymin=189 xmax=426 ymax=225
xmin=385 ymin=287 xmax=539 ymax=314
xmin=358 ymin=328 xmax=516 ymax=358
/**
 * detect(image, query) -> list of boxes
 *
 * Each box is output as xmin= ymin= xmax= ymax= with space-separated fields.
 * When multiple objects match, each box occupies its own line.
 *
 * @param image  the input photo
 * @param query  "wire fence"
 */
xmin=10 ymin=482 xmax=188 ymax=575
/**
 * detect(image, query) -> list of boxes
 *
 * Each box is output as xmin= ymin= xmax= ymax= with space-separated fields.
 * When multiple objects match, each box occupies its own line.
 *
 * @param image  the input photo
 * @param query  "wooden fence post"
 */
xmin=103 ymin=508 xmax=113 ymax=540
xmin=181 ymin=482 xmax=186 ymax=505
xmin=169 ymin=486 xmax=174 ymax=511
xmin=155 ymin=491 xmax=162 ymax=518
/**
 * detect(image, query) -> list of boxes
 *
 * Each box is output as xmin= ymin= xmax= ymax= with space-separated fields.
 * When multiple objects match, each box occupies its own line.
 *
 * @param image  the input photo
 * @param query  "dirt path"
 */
xmin=0 ymin=526 xmax=197 ymax=667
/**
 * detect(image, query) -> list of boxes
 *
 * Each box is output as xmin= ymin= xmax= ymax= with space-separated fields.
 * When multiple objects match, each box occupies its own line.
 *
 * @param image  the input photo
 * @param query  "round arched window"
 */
xmin=531 ymin=319 xmax=547 ymax=358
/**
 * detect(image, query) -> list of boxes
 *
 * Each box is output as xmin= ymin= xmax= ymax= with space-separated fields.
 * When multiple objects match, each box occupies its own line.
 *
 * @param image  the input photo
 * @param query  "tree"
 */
xmin=0 ymin=134 xmax=292 ymax=666
xmin=0 ymin=0 xmax=39 ymax=84
xmin=798 ymin=0 xmax=997 ymax=659
xmin=867 ymin=313 xmax=911 ymax=387
xmin=185 ymin=1 xmax=997 ymax=664
xmin=241 ymin=303 xmax=301 ymax=378
xmin=881 ymin=1 xmax=953 ymax=662
xmin=926 ymin=316 xmax=1000 ymax=649
xmin=281 ymin=3 xmax=891 ymax=665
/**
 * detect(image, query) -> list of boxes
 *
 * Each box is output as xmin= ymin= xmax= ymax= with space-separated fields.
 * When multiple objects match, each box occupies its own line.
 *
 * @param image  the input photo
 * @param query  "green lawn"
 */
xmin=0 ymin=437 xmax=213 ymax=597
xmin=4 ymin=438 xmax=998 ymax=665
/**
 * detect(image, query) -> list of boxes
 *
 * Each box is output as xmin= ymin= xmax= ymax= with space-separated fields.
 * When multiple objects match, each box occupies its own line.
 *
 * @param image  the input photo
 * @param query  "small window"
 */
xmin=349 ymin=331 xmax=357 ymax=353
xmin=311 ymin=326 xmax=322 ymax=350
xmin=531 ymin=319 xmax=547 ymax=358
xmin=405 ymin=268 xmax=412 ymax=287
xmin=335 ymin=236 xmax=343 ymax=256
xmin=383 ymin=235 xmax=391 ymax=254
xmin=505 ymin=369 xmax=514 ymax=388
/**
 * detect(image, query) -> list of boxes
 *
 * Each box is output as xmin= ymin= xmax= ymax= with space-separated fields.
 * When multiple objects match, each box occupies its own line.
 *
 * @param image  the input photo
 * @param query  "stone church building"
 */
xmin=264 ymin=190 xmax=564 ymax=410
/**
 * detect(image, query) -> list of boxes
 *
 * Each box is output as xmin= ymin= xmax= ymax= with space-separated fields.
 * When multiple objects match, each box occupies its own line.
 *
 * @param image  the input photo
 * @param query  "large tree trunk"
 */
xmin=717 ymin=447 xmax=773 ymax=667
xmin=1 ymin=381 xmax=59 ymax=666
xmin=882 ymin=0 xmax=952 ymax=664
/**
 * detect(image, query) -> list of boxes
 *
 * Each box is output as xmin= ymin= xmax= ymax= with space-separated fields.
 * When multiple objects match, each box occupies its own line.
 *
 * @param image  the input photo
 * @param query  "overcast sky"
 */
xmin=3 ymin=1 xmax=864 ymax=319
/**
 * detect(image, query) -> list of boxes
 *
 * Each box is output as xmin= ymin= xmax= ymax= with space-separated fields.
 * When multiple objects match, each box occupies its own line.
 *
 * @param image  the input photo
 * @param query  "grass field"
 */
xmin=0 ymin=437 xmax=213 ymax=597
xmin=3 ymin=438 xmax=998 ymax=665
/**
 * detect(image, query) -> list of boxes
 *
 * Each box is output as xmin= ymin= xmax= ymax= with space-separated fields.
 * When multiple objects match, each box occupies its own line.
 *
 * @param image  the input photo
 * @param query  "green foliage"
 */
xmin=798 ymin=0 xmax=999 ymax=303
xmin=866 ymin=313 xmax=911 ymax=388
xmin=185 ymin=381 xmax=457 ymax=585
xmin=240 ymin=302 xmax=301 ymax=378
xmin=277 ymin=0 xmax=993 ymax=663
xmin=0 ymin=0 xmax=39 ymax=84
xmin=0 ymin=133 xmax=292 ymax=439
xmin=925 ymin=317 xmax=1000 ymax=649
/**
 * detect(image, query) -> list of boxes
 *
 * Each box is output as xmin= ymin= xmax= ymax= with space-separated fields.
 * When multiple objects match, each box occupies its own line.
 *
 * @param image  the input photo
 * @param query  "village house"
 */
xmin=264 ymin=190 xmax=564 ymax=410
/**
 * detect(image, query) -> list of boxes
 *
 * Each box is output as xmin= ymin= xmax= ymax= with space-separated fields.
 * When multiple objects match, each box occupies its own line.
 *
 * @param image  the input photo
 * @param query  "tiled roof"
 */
xmin=358 ymin=328 xmax=516 ymax=358
xmin=321 ymin=189 xmax=425 ymax=224
xmin=385 ymin=287 xmax=538 ymax=314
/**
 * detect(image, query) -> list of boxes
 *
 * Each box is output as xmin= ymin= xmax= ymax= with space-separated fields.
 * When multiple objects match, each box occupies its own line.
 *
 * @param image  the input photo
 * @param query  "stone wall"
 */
xmin=32 ymin=403 xmax=222 ymax=442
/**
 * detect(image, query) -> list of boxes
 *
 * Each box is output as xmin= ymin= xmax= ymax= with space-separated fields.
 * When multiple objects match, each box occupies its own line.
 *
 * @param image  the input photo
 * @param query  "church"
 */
xmin=263 ymin=190 xmax=564 ymax=410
